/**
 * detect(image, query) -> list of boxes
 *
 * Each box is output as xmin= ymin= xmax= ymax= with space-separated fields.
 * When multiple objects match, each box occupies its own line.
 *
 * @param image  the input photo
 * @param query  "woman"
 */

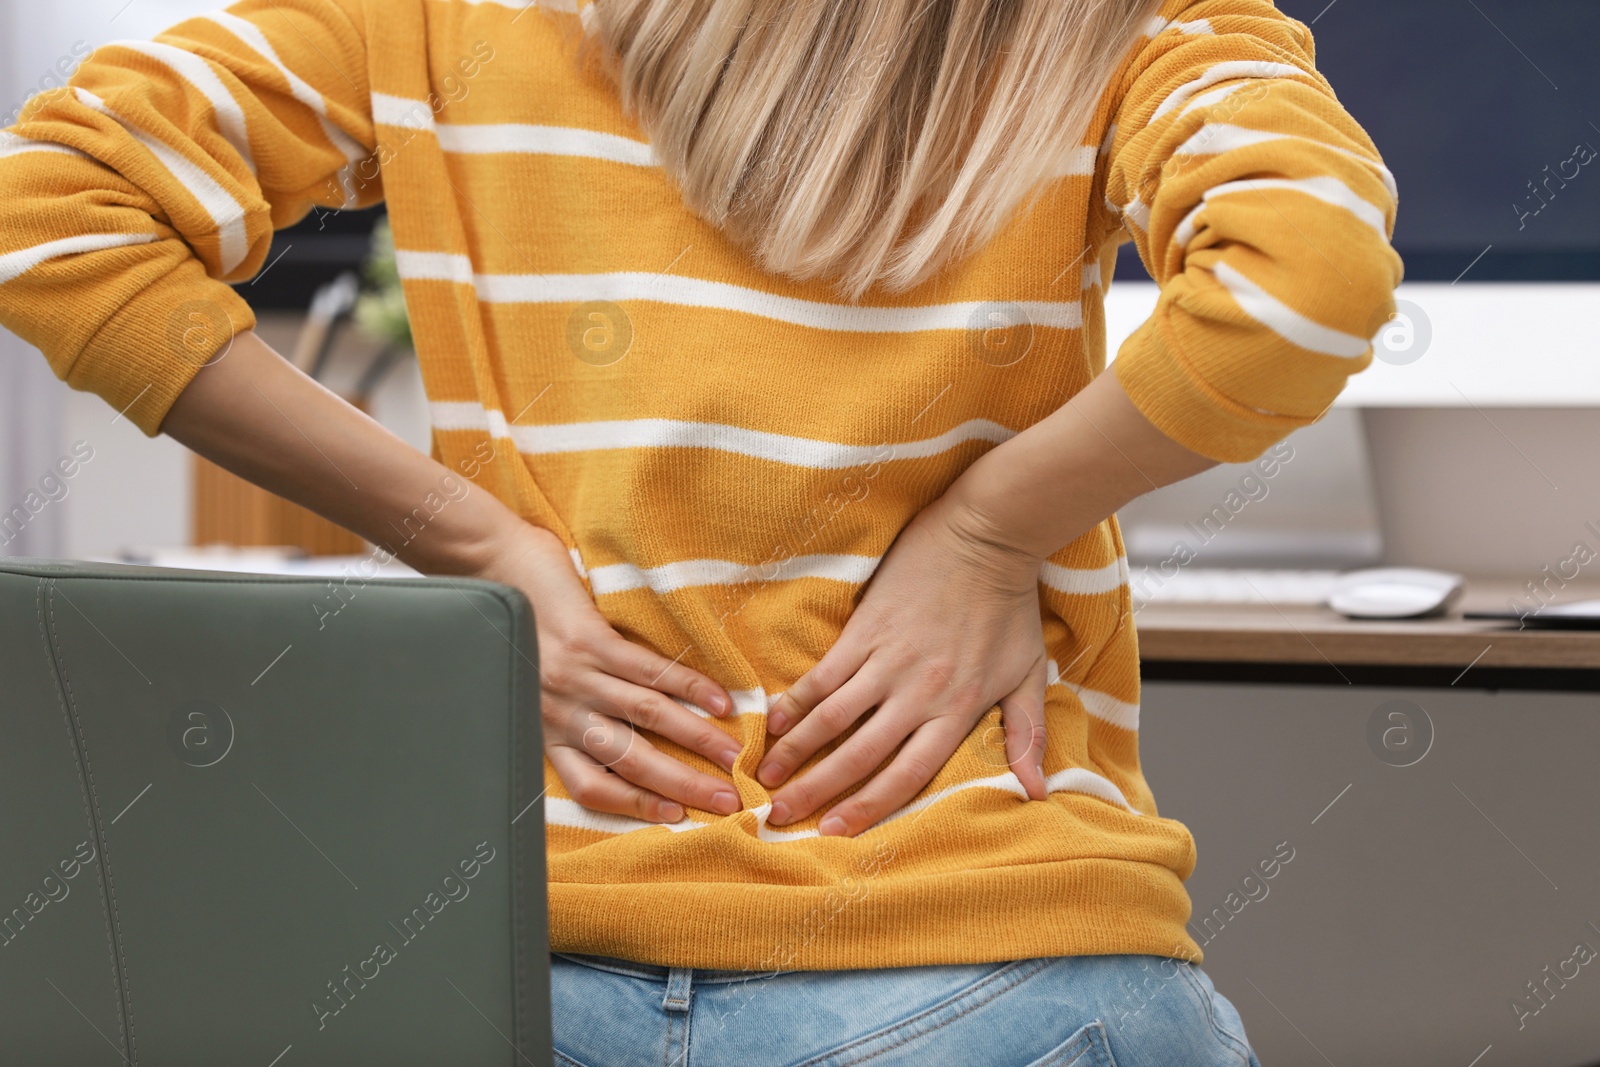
xmin=0 ymin=0 xmax=1399 ymax=1062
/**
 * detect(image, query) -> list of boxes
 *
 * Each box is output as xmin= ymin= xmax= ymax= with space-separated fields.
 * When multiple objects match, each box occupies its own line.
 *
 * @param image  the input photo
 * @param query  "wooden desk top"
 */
xmin=1134 ymin=577 xmax=1600 ymax=672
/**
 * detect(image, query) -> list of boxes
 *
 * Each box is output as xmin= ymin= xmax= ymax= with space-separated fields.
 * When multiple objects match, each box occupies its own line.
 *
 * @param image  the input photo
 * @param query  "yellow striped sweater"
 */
xmin=0 ymin=0 xmax=1400 ymax=968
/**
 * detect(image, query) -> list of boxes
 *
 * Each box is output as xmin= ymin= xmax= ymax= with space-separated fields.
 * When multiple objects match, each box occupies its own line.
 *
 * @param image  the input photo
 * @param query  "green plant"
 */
xmin=353 ymin=214 xmax=413 ymax=351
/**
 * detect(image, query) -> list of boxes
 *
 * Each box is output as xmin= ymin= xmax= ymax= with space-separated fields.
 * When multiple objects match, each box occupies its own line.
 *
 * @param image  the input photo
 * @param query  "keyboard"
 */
xmin=1128 ymin=567 xmax=1343 ymax=606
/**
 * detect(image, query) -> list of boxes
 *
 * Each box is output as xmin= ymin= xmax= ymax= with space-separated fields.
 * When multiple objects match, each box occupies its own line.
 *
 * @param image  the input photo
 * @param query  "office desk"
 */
xmin=1136 ymin=576 xmax=1600 ymax=690
xmin=1131 ymin=578 xmax=1600 ymax=1067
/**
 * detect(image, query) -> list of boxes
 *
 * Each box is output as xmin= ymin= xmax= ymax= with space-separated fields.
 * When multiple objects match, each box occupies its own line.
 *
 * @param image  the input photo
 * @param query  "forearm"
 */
xmin=161 ymin=329 xmax=536 ymax=576
xmin=937 ymin=370 xmax=1219 ymax=563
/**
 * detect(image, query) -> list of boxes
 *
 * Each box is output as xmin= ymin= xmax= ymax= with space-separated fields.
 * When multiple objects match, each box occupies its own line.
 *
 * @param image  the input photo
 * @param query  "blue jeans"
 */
xmin=552 ymin=952 xmax=1262 ymax=1066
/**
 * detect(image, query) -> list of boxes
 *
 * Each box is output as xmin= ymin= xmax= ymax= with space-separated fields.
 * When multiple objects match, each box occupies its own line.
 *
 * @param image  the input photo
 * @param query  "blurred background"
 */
xmin=0 ymin=0 xmax=427 ymax=568
xmin=3 ymin=2 xmax=1600 ymax=1066
xmin=3 ymin=0 xmax=1599 ymax=574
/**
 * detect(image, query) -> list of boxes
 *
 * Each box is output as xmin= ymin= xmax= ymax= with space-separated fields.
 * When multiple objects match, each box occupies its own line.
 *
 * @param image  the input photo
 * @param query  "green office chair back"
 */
xmin=0 ymin=559 xmax=551 ymax=1066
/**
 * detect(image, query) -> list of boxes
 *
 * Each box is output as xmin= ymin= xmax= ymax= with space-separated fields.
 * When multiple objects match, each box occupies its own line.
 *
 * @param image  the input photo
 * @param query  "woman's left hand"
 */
xmin=758 ymin=498 xmax=1051 ymax=836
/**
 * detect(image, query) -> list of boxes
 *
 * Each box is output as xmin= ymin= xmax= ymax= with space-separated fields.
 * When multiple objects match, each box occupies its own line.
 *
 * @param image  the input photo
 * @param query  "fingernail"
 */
xmin=720 ymin=747 xmax=741 ymax=771
xmin=768 ymin=711 xmax=788 ymax=734
xmin=818 ymin=815 xmax=847 ymax=836
xmin=757 ymin=762 xmax=783 ymax=787
xmin=659 ymin=803 xmax=684 ymax=823
xmin=710 ymin=692 xmax=731 ymax=716
xmin=769 ymin=800 xmax=791 ymax=825
xmin=712 ymin=790 xmax=740 ymax=814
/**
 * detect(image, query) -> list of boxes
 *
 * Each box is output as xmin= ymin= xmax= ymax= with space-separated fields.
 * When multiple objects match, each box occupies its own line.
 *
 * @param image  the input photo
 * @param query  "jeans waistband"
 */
xmin=555 ymin=952 xmax=795 ymax=986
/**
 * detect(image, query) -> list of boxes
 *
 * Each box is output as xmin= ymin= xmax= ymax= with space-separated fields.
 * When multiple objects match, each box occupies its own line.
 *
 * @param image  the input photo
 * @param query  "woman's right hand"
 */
xmin=476 ymin=523 xmax=744 ymax=823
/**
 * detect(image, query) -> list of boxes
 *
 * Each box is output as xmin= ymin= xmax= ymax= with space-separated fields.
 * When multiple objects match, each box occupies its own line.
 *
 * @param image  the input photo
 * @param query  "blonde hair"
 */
xmin=554 ymin=0 xmax=1161 ymax=299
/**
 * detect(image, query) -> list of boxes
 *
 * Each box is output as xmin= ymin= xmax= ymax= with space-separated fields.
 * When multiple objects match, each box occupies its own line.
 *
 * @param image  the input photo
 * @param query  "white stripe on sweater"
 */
xmin=1040 ymin=557 xmax=1128 ymax=597
xmin=1144 ymin=15 xmax=1214 ymax=36
xmin=372 ymin=93 xmax=655 ymax=165
xmin=111 ymin=40 xmax=256 ymax=174
xmin=583 ymin=550 xmax=1129 ymax=607
xmin=506 ymin=418 xmax=1010 ymax=462
xmin=1171 ymin=123 xmax=1400 ymax=203
xmin=396 ymin=249 xmax=475 ymax=284
xmin=1172 ymin=80 xmax=1272 ymax=124
xmin=587 ymin=554 xmax=881 ymax=597
xmin=1150 ymin=62 xmax=1308 ymax=125
xmin=1214 ymin=261 xmax=1371 ymax=358
xmin=1054 ymin=144 xmax=1099 ymax=178
xmin=1173 ymin=175 xmax=1389 ymax=247
xmin=544 ymin=798 xmax=704 ymax=836
xmin=452 ymin=0 xmax=573 ymax=10
xmin=396 ymin=256 xmax=1084 ymax=332
xmin=550 ymin=765 xmax=1138 ymax=841
xmin=869 ymin=767 xmax=1139 ymax=830
xmin=673 ymin=688 xmax=774 ymax=721
xmin=201 ymin=10 xmax=366 ymax=207
xmin=1081 ymin=256 xmax=1106 ymax=291
xmin=1173 ymin=121 xmax=1286 ymax=159
xmin=471 ymin=272 xmax=1084 ymax=332
xmin=1046 ymin=660 xmax=1141 ymax=731
xmin=74 ymin=88 xmax=250 ymax=274
xmin=1121 ymin=194 xmax=1152 ymax=231
xmin=1070 ymin=687 xmax=1141 ymax=732
xmin=0 ymin=232 xmax=156 ymax=286
xmin=439 ymin=122 xmax=655 ymax=165
xmin=371 ymin=92 xmax=437 ymax=133
xmin=429 ymin=403 xmax=1016 ymax=467
xmin=0 ymin=133 xmax=88 ymax=162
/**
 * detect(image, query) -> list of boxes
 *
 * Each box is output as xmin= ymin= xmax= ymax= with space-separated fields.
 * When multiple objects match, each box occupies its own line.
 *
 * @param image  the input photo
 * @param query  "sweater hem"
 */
xmin=549 ymin=856 xmax=1202 ymax=971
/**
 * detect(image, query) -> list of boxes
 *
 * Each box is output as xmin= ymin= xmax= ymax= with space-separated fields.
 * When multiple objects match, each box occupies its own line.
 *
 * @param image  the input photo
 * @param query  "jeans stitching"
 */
xmin=557 ymin=951 xmax=784 ymax=986
xmin=1037 ymin=1025 xmax=1091 ymax=1067
xmin=1092 ymin=1020 xmax=1119 ymax=1067
xmin=1030 ymin=1020 xmax=1119 ymax=1067
xmin=790 ymin=958 xmax=1050 ymax=1067
xmin=1176 ymin=964 xmax=1251 ymax=1064
xmin=556 ymin=952 xmax=667 ymax=982
xmin=676 ymin=987 xmax=693 ymax=1067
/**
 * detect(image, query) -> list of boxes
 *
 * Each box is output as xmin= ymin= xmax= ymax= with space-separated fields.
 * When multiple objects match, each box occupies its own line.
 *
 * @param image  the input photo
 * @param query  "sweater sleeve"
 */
xmin=1105 ymin=0 xmax=1402 ymax=462
xmin=0 ymin=0 xmax=379 ymax=436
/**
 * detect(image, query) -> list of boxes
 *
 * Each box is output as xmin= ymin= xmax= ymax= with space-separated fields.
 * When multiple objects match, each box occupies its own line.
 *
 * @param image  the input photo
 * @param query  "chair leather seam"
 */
xmin=39 ymin=578 xmax=138 ymax=1065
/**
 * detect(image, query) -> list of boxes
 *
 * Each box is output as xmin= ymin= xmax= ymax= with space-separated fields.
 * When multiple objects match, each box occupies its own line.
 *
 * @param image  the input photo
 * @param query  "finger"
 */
xmin=999 ymin=657 xmax=1049 ymax=801
xmin=814 ymin=716 xmax=975 ymax=837
xmin=766 ymin=696 xmax=918 ymax=824
xmin=757 ymin=665 xmax=885 ymax=789
xmin=590 ymin=676 xmax=743 ymax=772
xmin=572 ymin=714 xmax=742 ymax=816
xmin=767 ymin=635 xmax=872 ymax=735
xmin=595 ymin=634 xmax=733 ymax=718
xmin=547 ymin=744 xmax=684 ymax=823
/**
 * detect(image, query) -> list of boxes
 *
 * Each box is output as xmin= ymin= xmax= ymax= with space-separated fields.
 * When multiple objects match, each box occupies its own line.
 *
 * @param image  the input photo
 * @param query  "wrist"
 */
xmin=937 ymin=448 xmax=1118 ymax=564
xmin=386 ymin=477 xmax=551 ymax=580
xmin=460 ymin=514 xmax=570 ymax=589
xmin=918 ymin=495 xmax=1045 ymax=586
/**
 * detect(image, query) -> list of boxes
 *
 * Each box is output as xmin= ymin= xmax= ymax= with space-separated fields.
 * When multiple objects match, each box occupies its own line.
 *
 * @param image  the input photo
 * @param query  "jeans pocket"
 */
xmin=1024 ymin=1020 xmax=1119 ymax=1067
xmin=554 ymin=1050 xmax=594 ymax=1067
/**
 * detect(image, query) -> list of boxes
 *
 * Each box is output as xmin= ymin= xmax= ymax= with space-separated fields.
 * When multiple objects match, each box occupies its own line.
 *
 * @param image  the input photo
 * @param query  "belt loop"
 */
xmin=662 ymin=967 xmax=694 ymax=1013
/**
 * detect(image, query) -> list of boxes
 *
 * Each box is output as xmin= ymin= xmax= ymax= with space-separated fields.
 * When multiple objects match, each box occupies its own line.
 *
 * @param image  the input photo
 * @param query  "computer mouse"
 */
xmin=1326 ymin=567 xmax=1465 ymax=619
